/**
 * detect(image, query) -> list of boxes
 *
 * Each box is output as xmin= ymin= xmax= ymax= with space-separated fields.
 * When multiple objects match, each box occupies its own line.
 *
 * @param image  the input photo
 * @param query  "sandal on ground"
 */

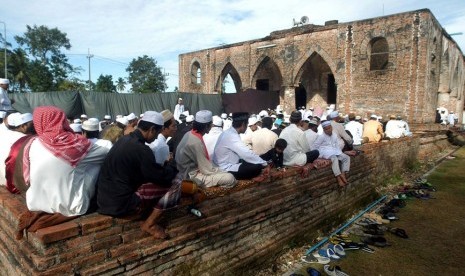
xmin=338 ymin=242 xmax=360 ymax=250
xmin=318 ymin=248 xmax=340 ymax=260
xmin=307 ymin=267 xmax=322 ymax=276
xmin=301 ymin=254 xmax=330 ymax=264
xmin=324 ymin=265 xmax=350 ymax=276
xmin=328 ymin=243 xmax=346 ymax=257
xmin=388 ymin=227 xmax=409 ymax=239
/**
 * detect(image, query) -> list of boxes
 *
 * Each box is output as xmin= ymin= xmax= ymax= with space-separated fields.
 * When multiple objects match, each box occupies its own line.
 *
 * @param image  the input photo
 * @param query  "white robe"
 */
xmin=312 ymin=132 xmax=342 ymax=159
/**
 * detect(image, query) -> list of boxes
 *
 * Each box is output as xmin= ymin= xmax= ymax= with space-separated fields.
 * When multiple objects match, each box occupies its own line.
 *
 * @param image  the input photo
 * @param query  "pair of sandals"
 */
xmin=323 ymin=265 xmax=350 ymax=276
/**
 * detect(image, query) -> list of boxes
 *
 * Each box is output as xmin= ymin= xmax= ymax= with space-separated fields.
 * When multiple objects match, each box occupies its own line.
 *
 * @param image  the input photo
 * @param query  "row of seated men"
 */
xmin=0 ymin=106 xmax=412 ymax=240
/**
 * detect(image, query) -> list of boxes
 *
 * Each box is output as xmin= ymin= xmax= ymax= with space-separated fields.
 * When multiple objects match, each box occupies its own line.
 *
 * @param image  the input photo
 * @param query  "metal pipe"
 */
xmin=304 ymin=194 xmax=387 ymax=256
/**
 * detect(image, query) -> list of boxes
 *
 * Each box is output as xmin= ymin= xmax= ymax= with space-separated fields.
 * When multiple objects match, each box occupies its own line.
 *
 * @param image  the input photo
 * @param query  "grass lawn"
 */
xmin=292 ymin=147 xmax=465 ymax=276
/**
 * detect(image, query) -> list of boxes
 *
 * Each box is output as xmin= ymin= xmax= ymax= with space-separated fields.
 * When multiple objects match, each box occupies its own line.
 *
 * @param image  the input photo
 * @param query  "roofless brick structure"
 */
xmin=179 ymin=9 xmax=465 ymax=125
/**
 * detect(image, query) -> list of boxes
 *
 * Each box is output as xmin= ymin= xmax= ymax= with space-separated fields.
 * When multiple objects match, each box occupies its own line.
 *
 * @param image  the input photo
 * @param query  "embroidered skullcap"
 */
xmin=321 ymin=120 xmax=331 ymax=128
xmin=0 ymin=78 xmax=9 ymax=84
xmin=69 ymin=123 xmax=82 ymax=133
xmin=195 ymin=110 xmax=212 ymax=123
xmin=11 ymin=113 xmax=33 ymax=127
xmin=308 ymin=118 xmax=319 ymax=126
xmin=140 ymin=111 xmax=163 ymax=126
xmin=161 ymin=110 xmax=174 ymax=123
xmin=329 ymin=111 xmax=339 ymax=119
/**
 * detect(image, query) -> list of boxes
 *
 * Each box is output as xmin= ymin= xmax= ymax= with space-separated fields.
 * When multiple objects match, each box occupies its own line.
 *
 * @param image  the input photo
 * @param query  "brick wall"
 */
xmin=0 ymin=132 xmax=453 ymax=275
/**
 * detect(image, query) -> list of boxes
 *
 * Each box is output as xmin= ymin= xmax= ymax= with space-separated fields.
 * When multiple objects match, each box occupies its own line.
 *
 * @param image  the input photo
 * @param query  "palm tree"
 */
xmin=116 ymin=77 xmax=126 ymax=93
xmin=9 ymin=48 xmax=30 ymax=92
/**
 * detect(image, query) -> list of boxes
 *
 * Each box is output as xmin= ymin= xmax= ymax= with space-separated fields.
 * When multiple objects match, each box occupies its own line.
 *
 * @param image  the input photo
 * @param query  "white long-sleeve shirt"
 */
xmin=213 ymin=127 xmax=266 ymax=172
xmin=345 ymin=121 xmax=364 ymax=145
xmin=0 ymin=87 xmax=14 ymax=111
xmin=313 ymin=132 xmax=342 ymax=159
xmin=27 ymin=142 xmax=108 ymax=216
xmin=279 ymin=124 xmax=310 ymax=166
xmin=203 ymin=126 xmax=223 ymax=159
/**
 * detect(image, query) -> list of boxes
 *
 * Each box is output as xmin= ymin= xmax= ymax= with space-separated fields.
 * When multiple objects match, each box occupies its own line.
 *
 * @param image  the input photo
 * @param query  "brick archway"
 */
xmin=215 ymin=62 xmax=243 ymax=93
xmin=251 ymin=56 xmax=283 ymax=91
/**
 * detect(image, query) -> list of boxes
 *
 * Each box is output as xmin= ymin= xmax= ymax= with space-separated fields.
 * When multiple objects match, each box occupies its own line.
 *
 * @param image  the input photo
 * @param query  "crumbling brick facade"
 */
xmin=179 ymin=9 xmax=465 ymax=124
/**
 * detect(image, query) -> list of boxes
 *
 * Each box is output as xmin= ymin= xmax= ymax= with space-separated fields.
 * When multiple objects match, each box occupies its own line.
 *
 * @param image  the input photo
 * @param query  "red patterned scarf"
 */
xmin=190 ymin=130 xmax=209 ymax=160
xmin=31 ymin=106 xmax=91 ymax=167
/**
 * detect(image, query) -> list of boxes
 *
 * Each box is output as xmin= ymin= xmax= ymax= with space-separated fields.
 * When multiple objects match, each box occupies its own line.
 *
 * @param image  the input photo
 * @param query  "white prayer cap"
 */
xmin=370 ymin=114 xmax=377 ymax=119
xmin=248 ymin=117 xmax=258 ymax=126
xmin=329 ymin=104 xmax=335 ymax=109
xmin=126 ymin=113 xmax=137 ymax=121
xmin=80 ymin=114 xmax=88 ymax=119
xmin=161 ymin=109 xmax=174 ymax=123
xmin=212 ymin=115 xmax=223 ymax=127
xmin=308 ymin=118 xmax=319 ymax=125
xmin=377 ymin=116 xmax=383 ymax=120
xmin=182 ymin=111 xmax=189 ymax=116
xmin=450 ymin=111 xmax=454 ymax=114
xmin=195 ymin=110 xmax=212 ymax=123
xmin=178 ymin=98 xmax=183 ymax=101
xmin=140 ymin=111 xmax=163 ymax=126
xmin=10 ymin=113 xmax=33 ymax=127
xmin=221 ymin=113 xmax=227 ymax=119
xmin=82 ymin=118 xmax=99 ymax=131
xmin=271 ymin=114 xmax=276 ymax=118
xmin=0 ymin=78 xmax=9 ymax=85
xmin=186 ymin=115 xmax=194 ymax=123
xmin=355 ymin=115 xmax=362 ymax=120
xmin=0 ymin=111 xmax=6 ymax=118
xmin=259 ymin=110 xmax=269 ymax=117
xmin=303 ymin=111 xmax=312 ymax=120
xmin=116 ymin=115 xmax=123 ymax=119
xmin=73 ymin=118 xmax=82 ymax=124
xmin=116 ymin=117 xmax=128 ymax=126
xmin=329 ymin=111 xmax=339 ymax=119
xmin=104 ymin=115 xmax=111 ymax=120
xmin=321 ymin=120 xmax=331 ymax=128
xmin=69 ymin=123 xmax=82 ymax=133
xmin=140 ymin=114 xmax=144 ymax=118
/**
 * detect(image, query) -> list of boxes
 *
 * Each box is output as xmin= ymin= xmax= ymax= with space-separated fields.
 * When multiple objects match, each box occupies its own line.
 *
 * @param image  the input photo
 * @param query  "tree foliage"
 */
xmin=116 ymin=77 xmax=126 ymax=93
xmin=95 ymin=74 xmax=116 ymax=92
xmin=14 ymin=25 xmax=75 ymax=91
xmin=126 ymin=55 xmax=166 ymax=93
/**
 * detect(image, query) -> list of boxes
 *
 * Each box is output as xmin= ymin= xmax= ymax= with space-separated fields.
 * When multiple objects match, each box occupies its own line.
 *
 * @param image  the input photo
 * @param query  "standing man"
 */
xmin=97 ymin=111 xmax=180 ymax=239
xmin=0 ymin=78 xmax=15 ymax=112
xmin=174 ymin=98 xmax=184 ymax=121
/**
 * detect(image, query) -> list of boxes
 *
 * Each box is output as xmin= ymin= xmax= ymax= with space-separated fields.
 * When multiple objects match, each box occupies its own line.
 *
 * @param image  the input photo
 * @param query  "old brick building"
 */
xmin=179 ymin=9 xmax=464 ymax=124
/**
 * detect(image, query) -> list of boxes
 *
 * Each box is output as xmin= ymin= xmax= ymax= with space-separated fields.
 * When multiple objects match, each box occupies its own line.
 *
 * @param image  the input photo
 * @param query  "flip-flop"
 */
xmin=357 ymin=243 xmax=375 ymax=253
xmin=338 ymin=242 xmax=360 ymax=250
xmin=301 ymin=254 xmax=330 ymax=264
xmin=306 ymin=267 xmax=322 ymax=276
xmin=328 ymin=243 xmax=346 ymax=257
xmin=318 ymin=248 xmax=340 ymax=260
xmin=389 ymin=228 xmax=409 ymax=239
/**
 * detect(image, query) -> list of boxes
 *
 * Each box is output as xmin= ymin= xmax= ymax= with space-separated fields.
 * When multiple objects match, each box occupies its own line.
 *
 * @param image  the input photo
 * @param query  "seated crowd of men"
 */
xmin=0 ymin=104 xmax=412 ymax=239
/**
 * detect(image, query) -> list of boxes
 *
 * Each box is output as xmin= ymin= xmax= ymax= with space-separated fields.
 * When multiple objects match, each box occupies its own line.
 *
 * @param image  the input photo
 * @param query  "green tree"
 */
xmin=27 ymin=60 xmax=54 ymax=91
xmin=116 ymin=77 xmax=126 ymax=92
xmin=9 ymin=48 xmax=30 ymax=92
xmin=126 ymin=55 xmax=166 ymax=93
xmin=58 ymin=77 xmax=87 ymax=91
xmin=95 ymin=74 xmax=116 ymax=92
xmin=15 ymin=25 xmax=74 ymax=91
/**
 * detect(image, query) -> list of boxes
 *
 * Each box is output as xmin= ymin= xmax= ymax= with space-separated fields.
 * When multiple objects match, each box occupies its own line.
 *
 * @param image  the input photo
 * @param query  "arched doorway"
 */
xmin=252 ymin=56 xmax=283 ymax=91
xmin=295 ymin=52 xmax=336 ymax=109
xmin=295 ymin=84 xmax=307 ymax=109
xmin=215 ymin=62 xmax=242 ymax=93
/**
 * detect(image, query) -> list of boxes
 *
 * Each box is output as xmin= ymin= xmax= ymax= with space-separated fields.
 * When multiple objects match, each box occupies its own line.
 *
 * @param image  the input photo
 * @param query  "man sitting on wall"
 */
xmin=279 ymin=111 xmax=319 ymax=167
xmin=176 ymin=110 xmax=236 ymax=188
xmin=97 ymin=111 xmax=180 ymax=239
xmin=213 ymin=112 xmax=269 ymax=180
xmin=313 ymin=120 xmax=350 ymax=187
xmin=362 ymin=114 xmax=384 ymax=143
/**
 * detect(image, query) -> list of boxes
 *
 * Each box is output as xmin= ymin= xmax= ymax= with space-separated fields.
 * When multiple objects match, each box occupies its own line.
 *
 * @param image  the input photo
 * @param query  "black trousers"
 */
xmin=230 ymin=161 xmax=263 ymax=180
xmin=305 ymin=150 xmax=320 ymax=163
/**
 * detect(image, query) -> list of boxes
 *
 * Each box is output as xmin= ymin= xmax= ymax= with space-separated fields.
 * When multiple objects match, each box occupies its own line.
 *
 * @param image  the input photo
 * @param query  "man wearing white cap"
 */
xmin=176 ymin=110 xmax=236 ymax=188
xmin=149 ymin=110 xmax=177 ymax=166
xmin=328 ymin=111 xmax=353 ymax=150
xmin=124 ymin=113 xmax=138 ymax=135
xmin=0 ymin=112 xmax=34 ymax=188
xmin=0 ymin=78 xmax=14 ymax=111
xmin=250 ymin=117 xmax=278 ymax=155
xmin=345 ymin=113 xmax=364 ymax=146
xmin=82 ymin=118 xmax=113 ymax=149
xmin=173 ymin=98 xmax=184 ymax=121
xmin=222 ymin=113 xmax=232 ymax=130
xmin=97 ymin=111 xmax=180 ymax=239
xmin=241 ymin=116 xmax=259 ymax=148
xmin=279 ymin=111 xmax=319 ymax=167
xmin=203 ymin=115 xmax=223 ymax=159
xmin=362 ymin=114 xmax=384 ymax=143
xmin=99 ymin=115 xmax=112 ymax=131
xmin=313 ymin=120 xmax=350 ymax=187
xmin=213 ymin=112 xmax=268 ymax=180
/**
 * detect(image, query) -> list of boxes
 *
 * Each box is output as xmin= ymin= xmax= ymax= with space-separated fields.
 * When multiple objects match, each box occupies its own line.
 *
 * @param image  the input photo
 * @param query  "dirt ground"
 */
xmin=256 ymin=146 xmax=465 ymax=276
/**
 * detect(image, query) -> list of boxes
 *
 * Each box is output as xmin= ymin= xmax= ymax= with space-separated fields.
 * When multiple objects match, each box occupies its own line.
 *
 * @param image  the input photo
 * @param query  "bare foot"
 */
xmin=141 ymin=223 xmax=169 ymax=239
xmin=336 ymin=176 xmax=346 ymax=187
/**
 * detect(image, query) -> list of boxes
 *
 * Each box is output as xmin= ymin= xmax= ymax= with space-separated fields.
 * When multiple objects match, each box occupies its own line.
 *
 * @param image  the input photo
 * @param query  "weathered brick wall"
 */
xmin=0 ymin=132 xmax=453 ymax=275
xmin=179 ymin=9 xmax=465 ymax=124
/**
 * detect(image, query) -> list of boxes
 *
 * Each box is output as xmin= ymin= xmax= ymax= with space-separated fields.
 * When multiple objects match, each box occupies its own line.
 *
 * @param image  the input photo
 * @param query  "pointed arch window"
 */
xmin=191 ymin=61 xmax=201 ymax=84
xmin=369 ymin=37 xmax=389 ymax=70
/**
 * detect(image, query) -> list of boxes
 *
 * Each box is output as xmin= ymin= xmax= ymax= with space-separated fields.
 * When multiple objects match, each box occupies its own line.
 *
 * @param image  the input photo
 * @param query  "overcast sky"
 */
xmin=3 ymin=0 xmax=464 ymax=92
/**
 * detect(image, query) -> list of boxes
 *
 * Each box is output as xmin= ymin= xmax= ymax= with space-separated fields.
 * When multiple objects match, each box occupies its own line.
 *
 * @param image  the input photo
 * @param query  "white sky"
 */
xmin=3 ymin=0 xmax=465 ymax=92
